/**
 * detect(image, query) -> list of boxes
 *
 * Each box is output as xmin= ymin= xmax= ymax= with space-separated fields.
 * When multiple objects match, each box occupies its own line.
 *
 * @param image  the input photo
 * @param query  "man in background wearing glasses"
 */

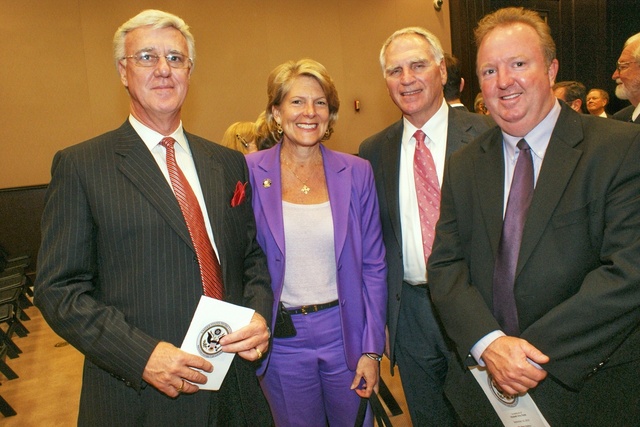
xmin=35 ymin=9 xmax=273 ymax=426
xmin=612 ymin=32 xmax=640 ymax=123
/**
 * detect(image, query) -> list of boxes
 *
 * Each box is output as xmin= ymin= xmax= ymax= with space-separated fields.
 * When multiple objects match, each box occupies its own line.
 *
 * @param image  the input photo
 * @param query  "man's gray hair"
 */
xmin=113 ymin=9 xmax=195 ymax=71
xmin=379 ymin=27 xmax=444 ymax=76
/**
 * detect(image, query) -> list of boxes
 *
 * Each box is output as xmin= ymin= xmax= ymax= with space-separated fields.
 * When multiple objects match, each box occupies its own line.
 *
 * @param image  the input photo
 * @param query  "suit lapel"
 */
xmin=446 ymin=107 xmax=478 ymax=157
xmin=382 ymin=121 xmax=404 ymax=249
xmin=114 ymin=122 xmax=193 ymax=250
xmin=322 ymin=146 xmax=350 ymax=261
xmin=517 ymin=108 xmax=583 ymax=275
xmin=475 ymin=128 xmax=506 ymax=255
xmin=189 ymin=134 xmax=226 ymax=259
xmin=254 ymin=145 xmax=286 ymax=256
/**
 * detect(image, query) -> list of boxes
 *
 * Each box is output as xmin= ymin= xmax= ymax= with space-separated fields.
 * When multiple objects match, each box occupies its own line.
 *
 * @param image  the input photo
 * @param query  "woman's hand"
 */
xmin=350 ymin=354 xmax=380 ymax=398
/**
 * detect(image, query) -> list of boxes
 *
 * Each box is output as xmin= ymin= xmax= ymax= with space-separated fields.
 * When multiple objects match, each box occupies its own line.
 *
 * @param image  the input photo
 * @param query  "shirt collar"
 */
xmin=128 ymin=114 xmax=188 ymax=153
xmin=402 ymin=98 xmax=448 ymax=146
xmin=501 ymin=100 xmax=562 ymax=160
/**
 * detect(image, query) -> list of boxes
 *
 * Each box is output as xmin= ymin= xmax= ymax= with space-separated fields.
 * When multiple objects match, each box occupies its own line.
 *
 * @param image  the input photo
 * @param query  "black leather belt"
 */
xmin=285 ymin=300 xmax=339 ymax=315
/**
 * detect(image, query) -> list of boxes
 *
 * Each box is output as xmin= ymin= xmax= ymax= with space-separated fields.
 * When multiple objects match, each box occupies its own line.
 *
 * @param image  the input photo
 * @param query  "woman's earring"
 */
xmin=276 ymin=123 xmax=283 ymax=136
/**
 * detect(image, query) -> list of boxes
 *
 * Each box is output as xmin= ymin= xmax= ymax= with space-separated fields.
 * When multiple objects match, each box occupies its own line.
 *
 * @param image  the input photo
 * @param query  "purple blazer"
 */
xmin=246 ymin=143 xmax=387 ymax=375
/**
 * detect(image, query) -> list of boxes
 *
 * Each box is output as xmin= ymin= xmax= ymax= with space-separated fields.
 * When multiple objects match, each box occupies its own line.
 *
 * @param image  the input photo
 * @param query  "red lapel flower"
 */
xmin=231 ymin=181 xmax=248 ymax=207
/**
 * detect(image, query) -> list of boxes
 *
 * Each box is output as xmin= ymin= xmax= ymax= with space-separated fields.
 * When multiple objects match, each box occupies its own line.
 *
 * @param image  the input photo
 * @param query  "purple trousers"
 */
xmin=259 ymin=306 xmax=372 ymax=427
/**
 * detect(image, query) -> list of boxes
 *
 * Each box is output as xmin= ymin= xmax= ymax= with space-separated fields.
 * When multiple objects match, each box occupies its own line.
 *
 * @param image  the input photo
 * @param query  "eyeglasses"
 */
xmin=616 ymin=61 xmax=632 ymax=73
xmin=122 ymin=52 xmax=193 ymax=69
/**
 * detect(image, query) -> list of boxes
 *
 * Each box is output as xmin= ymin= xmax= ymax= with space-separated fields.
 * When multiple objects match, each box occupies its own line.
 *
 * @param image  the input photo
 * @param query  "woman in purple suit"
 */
xmin=246 ymin=59 xmax=387 ymax=426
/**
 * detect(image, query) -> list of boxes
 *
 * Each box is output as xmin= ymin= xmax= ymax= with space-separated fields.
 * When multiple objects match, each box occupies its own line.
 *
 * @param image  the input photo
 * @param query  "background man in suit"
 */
xmin=552 ymin=80 xmax=586 ymax=113
xmin=429 ymin=7 xmax=640 ymax=426
xmin=359 ymin=27 xmax=492 ymax=426
xmin=35 ymin=9 xmax=273 ymax=426
xmin=444 ymin=53 xmax=468 ymax=111
xmin=612 ymin=32 xmax=640 ymax=123
xmin=585 ymin=88 xmax=611 ymax=118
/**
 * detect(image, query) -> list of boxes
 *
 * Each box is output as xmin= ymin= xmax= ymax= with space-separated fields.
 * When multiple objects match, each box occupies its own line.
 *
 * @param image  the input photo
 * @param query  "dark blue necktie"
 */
xmin=493 ymin=139 xmax=533 ymax=336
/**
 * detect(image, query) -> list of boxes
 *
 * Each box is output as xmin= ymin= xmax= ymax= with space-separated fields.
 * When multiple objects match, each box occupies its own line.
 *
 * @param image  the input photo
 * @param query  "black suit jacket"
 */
xmin=35 ymin=121 xmax=273 ymax=425
xmin=429 ymin=104 xmax=640 ymax=425
xmin=359 ymin=106 xmax=493 ymax=368
xmin=612 ymin=104 xmax=640 ymax=123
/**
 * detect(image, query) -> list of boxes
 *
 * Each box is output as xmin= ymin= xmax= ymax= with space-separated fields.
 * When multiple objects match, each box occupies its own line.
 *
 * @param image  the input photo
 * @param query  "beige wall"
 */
xmin=1 ymin=0 xmax=451 ymax=187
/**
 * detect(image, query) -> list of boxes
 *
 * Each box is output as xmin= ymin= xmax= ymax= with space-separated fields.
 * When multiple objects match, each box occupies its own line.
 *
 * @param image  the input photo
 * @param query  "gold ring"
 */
xmin=176 ymin=379 xmax=185 ymax=393
xmin=255 ymin=347 xmax=263 ymax=359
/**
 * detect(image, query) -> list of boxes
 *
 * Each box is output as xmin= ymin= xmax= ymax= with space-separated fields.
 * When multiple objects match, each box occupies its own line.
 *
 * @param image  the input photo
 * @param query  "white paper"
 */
xmin=180 ymin=296 xmax=255 ymax=390
xmin=470 ymin=365 xmax=551 ymax=427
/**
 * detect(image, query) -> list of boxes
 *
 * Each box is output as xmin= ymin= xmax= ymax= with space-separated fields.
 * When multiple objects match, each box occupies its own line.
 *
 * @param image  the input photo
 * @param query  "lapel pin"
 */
xmin=263 ymin=179 xmax=272 ymax=188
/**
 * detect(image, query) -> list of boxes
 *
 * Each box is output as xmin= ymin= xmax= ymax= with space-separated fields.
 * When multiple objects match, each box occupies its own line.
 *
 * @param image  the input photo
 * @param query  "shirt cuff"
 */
xmin=470 ymin=330 xmax=505 ymax=366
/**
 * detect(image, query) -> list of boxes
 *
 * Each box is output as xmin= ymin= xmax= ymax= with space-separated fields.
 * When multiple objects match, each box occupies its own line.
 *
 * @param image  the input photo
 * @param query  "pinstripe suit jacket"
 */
xmin=35 ymin=120 xmax=273 ymax=425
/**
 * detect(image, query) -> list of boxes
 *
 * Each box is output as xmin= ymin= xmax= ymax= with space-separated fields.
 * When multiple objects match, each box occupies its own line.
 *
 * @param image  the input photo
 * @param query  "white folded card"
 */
xmin=180 ymin=296 xmax=255 ymax=390
xmin=470 ymin=365 xmax=550 ymax=427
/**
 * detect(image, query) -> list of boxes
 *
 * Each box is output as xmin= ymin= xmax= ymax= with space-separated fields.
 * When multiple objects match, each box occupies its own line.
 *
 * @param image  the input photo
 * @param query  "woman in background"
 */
xmin=246 ymin=59 xmax=387 ymax=426
xmin=221 ymin=121 xmax=258 ymax=154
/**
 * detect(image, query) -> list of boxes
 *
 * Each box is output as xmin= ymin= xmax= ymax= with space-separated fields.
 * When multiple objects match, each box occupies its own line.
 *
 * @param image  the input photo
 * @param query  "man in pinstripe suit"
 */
xmin=35 ymin=10 xmax=273 ymax=426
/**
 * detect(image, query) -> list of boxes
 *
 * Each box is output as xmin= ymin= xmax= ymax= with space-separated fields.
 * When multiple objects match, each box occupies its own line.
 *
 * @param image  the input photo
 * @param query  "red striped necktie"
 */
xmin=160 ymin=137 xmax=224 ymax=300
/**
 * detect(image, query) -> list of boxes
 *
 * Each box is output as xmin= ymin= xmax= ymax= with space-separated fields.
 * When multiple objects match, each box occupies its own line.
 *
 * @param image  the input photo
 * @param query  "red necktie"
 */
xmin=492 ymin=139 xmax=533 ymax=336
xmin=413 ymin=130 xmax=441 ymax=264
xmin=160 ymin=137 xmax=224 ymax=300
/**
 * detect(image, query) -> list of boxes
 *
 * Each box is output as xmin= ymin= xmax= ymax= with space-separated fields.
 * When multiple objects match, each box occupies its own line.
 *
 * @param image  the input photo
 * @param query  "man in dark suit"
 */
xmin=359 ymin=27 xmax=492 ymax=426
xmin=553 ymin=80 xmax=586 ymax=113
xmin=444 ymin=53 xmax=468 ymax=111
xmin=612 ymin=32 xmax=640 ymax=124
xmin=35 ymin=10 xmax=273 ymax=426
xmin=428 ymin=7 xmax=640 ymax=426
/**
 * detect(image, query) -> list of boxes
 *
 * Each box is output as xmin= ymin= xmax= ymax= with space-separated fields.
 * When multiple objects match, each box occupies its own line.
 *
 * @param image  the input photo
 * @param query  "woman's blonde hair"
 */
xmin=221 ymin=121 xmax=258 ymax=154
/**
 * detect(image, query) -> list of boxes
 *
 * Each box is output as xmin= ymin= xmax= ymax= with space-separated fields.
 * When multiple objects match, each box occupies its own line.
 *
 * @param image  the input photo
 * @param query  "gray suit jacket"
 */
xmin=35 ymin=121 xmax=273 ymax=425
xmin=359 ymin=106 xmax=493 ymax=368
xmin=429 ymin=104 xmax=640 ymax=425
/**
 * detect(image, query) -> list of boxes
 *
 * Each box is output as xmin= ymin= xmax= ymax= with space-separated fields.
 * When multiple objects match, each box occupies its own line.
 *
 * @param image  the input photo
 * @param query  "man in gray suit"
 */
xmin=35 ymin=10 xmax=273 ymax=426
xmin=359 ymin=27 xmax=492 ymax=426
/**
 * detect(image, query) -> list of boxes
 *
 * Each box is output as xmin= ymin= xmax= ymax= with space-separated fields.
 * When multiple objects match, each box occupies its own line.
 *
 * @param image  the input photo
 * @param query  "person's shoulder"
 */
xmin=60 ymin=122 xmax=131 ymax=156
xmin=449 ymin=107 xmax=495 ymax=130
xmin=580 ymin=110 xmax=640 ymax=138
xmin=360 ymin=119 xmax=403 ymax=147
xmin=187 ymin=132 xmax=246 ymax=160
xmin=245 ymin=145 xmax=279 ymax=168
xmin=612 ymin=105 xmax=634 ymax=121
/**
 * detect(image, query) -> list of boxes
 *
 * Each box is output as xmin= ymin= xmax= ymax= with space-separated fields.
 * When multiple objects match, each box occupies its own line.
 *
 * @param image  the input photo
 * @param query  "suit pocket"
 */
xmin=551 ymin=202 xmax=590 ymax=229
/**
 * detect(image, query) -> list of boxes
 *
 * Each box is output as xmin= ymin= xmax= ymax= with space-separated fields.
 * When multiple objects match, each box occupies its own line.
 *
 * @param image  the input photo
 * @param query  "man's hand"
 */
xmin=351 ymin=355 xmax=380 ymax=398
xmin=219 ymin=312 xmax=270 ymax=361
xmin=482 ymin=336 xmax=549 ymax=396
xmin=142 ymin=341 xmax=213 ymax=398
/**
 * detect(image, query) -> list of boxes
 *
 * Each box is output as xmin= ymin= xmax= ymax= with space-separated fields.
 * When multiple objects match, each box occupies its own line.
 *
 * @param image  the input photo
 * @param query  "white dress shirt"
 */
xmin=399 ymin=99 xmax=449 ymax=284
xmin=129 ymin=114 xmax=220 ymax=259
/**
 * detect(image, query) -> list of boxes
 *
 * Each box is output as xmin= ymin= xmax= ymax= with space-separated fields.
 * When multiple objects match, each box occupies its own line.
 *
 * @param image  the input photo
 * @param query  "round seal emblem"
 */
xmin=487 ymin=374 xmax=519 ymax=407
xmin=197 ymin=321 xmax=232 ymax=358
